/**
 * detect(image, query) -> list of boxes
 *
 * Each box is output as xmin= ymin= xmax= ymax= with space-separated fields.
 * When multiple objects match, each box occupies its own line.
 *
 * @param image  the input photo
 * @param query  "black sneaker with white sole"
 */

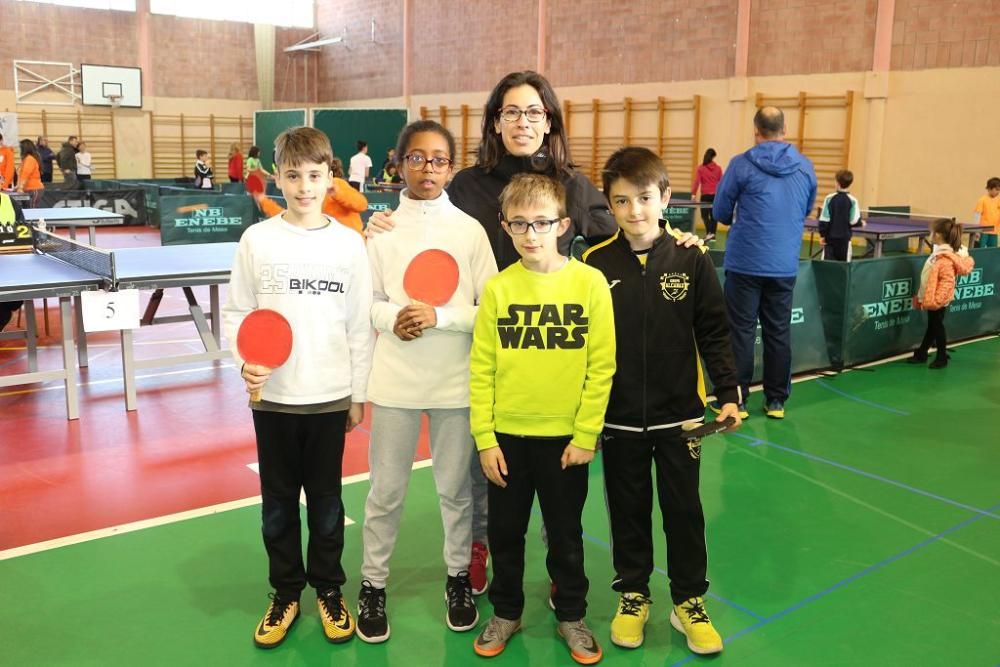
xmin=445 ymin=570 xmax=479 ymax=631
xmin=357 ymin=580 xmax=389 ymax=643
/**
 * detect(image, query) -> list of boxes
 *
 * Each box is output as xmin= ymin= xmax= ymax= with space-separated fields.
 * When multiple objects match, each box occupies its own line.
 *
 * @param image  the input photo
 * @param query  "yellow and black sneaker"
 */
xmin=610 ymin=592 xmax=652 ymax=648
xmin=764 ymin=400 xmax=785 ymax=419
xmin=670 ymin=596 xmax=723 ymax=655
xmin=253 ymin=592 xmax=300 ymax=649
xmin=708 ymin=399 xmax=749 ymax=420
xmin=317 ymin=588 xmax=355 ymax=644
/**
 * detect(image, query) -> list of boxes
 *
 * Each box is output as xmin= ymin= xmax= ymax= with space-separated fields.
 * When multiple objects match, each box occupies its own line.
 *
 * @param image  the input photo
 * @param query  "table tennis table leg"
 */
xmin=183 ymin=287 xmax=221 ymax=353
xmin=74 ymin=295 xmax=89 ymax=367
xmin=874 ymin=239 xmax=883 ymax=258
xmin=122 ymin=327 xmax=138 ymax=411
xmin=59 ymin=297 xmax=80 ymax=420
xmin=68 ymin=227 xmax=77 ymax=242
xmin=25 ymin=301 xmax=39 ymax=374
xmin=209 ymin=285 xmax=221 ymax=345
xmin=88 ymin=227 xmax=96 ymax=246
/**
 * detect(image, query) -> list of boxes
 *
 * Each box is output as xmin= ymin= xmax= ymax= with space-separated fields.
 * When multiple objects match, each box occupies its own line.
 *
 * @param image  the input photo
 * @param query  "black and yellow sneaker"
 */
xmin=610 ymin=592 xmax=652 ymax=648
xmin=253 ymin=592 xmax=299 ymax=649
xmin=357 ymin=580 xmax=390 ymax=643
xmin=708 ymin=399 xmax=749 ymax=420
xmin=670 ymin=596 xmax=723 ymax=655
xmin=317 ymin=588 xmax=355 ymax=643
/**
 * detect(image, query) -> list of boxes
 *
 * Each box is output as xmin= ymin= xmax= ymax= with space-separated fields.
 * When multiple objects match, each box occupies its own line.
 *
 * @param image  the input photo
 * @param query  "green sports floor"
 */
xmin=5 ymin=338 xmax=1000 ymax=666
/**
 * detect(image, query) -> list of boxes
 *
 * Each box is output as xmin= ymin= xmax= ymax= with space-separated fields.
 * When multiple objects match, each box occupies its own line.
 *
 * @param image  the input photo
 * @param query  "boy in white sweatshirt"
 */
xmin=222 ymin=127 xmax=374 ymax=649
xmin=357 ymin=120 xmax=498 ymax=643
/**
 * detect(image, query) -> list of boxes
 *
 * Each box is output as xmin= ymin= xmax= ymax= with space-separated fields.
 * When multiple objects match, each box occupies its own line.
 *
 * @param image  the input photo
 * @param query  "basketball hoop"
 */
xmin=106 ymin=94 xmax=122 ymax=109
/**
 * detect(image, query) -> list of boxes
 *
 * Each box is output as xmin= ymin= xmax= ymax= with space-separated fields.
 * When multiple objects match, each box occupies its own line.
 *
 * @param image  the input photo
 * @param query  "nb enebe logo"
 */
xmin=497 ymin=304 xmax=588 ymax=349
xmin=862 ymin=278 xmax=913 ymax=318
xmin=954 ymin=268 xmax=996 ymax=300
xmin=659 ymin=272 xmax=690 ymax=301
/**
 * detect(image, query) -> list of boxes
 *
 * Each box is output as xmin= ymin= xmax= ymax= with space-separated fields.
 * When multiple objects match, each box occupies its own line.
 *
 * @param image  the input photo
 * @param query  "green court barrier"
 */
xmin=312 ymin=108 xmax=408 ymax=176
xmin=836 ymin=248 xmax=1000 ymax=365
xmin=662 ymin=192 xmax=695 ymax=233
xmin=254 ymin=109 xmax=308 ymax=174
xmin=159 ymin=194 xmax=257 ymax=245
xmin=363 ymin=191 xmax=400 ymax=226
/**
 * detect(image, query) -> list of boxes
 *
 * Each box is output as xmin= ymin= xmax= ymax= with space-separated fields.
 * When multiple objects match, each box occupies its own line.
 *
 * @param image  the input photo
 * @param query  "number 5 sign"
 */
xmin=80 ymin=289 xmax=141 ymax=332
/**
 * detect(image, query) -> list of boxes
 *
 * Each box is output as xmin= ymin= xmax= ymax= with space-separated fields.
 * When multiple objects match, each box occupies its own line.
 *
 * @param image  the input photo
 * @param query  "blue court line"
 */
xmin=668 ymin=500 xmax=1000 ymax=666
xmin=558 ymin=510 xmax=767 ymax=622
xmin=730 ymin=432 xmax=1000 ymax=520
xmin=814 ymin=379 xmax=911 ymax=416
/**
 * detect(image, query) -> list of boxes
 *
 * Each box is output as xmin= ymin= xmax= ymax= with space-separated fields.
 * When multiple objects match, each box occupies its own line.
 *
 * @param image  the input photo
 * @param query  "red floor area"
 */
xmin=0 ymin=226 xmax=430 ymax=550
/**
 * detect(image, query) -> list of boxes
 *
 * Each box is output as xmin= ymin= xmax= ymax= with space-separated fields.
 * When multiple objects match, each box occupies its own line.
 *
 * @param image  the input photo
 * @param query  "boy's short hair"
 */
xmin=196 ymin=149 xmax=208 ymax=159
xmin=987 ymin=177 xmax=1000 ymax=190
xmin=357 ymin=140 xmax=367 ymax=151
xmin=499 ymin=173 xmax=567 ymax=219
xmin=601 ymin=146 xmax=670 ymax=200
xmin=274 ymin=126 xmax=334 ymax=170
xmin=835 ymin=169 xmax=853 ymax=189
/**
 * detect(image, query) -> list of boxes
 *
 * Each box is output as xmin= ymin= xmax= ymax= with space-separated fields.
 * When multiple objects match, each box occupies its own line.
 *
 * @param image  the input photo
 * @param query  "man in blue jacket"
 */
xmin=711 ymin=107 xmax=816 ymax=419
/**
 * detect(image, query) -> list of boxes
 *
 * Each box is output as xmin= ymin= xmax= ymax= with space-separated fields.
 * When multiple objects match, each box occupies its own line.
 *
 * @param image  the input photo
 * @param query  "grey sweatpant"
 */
xmin=362 ymin=404 xmax=474 ymax=588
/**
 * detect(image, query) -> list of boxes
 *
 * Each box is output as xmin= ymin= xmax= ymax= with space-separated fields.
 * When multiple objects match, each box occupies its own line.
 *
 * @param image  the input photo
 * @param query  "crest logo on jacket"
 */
xmin=659 ymin=273 xmax=690 ymax=302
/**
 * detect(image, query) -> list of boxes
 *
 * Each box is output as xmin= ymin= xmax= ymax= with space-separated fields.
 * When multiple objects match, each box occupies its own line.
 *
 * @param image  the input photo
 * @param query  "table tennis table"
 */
xmin=804 ymin=215 xmax=991 ymax=258
xmin=23 ymin=207 xmax=125 ymax=245
xmin=0 ymin=230 xmax=236 ymax=418
xmin=2 ymin=189 xmax=32 ymax=207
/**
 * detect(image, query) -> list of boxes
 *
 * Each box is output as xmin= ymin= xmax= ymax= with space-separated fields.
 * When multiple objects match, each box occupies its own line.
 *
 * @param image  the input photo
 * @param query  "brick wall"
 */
xmin=149 ymin=15 xmax=257 ymax=100
xmin=748 ymin=0 xmax=877 ymax=76
xmin=314 ymin=0 xmax=403 ymax=102
xmin=546 ymin=0 xmax=737 ymax=86
xmin=0 ymin=0 xmax=138 ymax=90
xmin=410 ymin=0 xmax=537 ymax=95
xmin=890 ymin=0 xmax=1000 ymax=69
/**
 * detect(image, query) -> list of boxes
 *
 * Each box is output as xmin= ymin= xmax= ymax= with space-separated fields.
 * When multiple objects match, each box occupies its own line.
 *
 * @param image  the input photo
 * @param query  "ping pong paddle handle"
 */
xmin=250 ymin=387 xmax=263 ymax=403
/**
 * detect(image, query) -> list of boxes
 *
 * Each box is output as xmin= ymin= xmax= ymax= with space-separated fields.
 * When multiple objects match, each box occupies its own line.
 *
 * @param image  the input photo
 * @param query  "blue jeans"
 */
xmin=724 ymin=271 xmax=796 ymax=404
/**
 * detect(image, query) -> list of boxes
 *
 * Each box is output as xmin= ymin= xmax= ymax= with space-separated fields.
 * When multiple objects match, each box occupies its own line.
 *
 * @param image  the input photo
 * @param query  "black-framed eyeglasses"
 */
xmin=402 ymin=153 xmax=453 ymax=172
xmin=503 ymin=218 xmax=559 ymax=235
xmin=498 ymin=106 xmax=548 ymax=123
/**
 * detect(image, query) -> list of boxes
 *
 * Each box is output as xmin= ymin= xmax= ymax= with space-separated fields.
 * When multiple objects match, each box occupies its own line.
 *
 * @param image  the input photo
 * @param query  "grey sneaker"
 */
xmin=473 ymin=616 xmax=521 ymax=657
xmin=558 ymin=619 xmax=603 ymax=664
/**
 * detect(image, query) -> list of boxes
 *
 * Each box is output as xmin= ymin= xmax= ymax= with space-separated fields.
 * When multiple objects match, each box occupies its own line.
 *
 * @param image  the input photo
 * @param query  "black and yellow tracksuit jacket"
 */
xmin=583 ymin=225 xmax=740 ymax=437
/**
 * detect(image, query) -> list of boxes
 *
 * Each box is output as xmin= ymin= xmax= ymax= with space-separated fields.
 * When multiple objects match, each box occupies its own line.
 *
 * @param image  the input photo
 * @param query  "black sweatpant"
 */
xmin=487 ymin=433 xmax=590 ymax=622
xmin=699 ymin=193 xmax=717 ymax=235
xmin=602 ymin=430 xmax=708 ymax=605
xmin=252 ymin=409 xmax=348 ymax=599
xmin=824 ymin=238 xmax=850 ymax=261
xmin=917 ymin=307 xmax=948 ymax=360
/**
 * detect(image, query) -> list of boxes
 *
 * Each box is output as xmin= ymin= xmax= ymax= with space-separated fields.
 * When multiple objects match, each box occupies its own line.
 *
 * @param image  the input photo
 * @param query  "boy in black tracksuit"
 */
xmin=817 ymin=169 xmax=862 ymax=261
xmin=583 ymin=147 xmax=741 ymax=656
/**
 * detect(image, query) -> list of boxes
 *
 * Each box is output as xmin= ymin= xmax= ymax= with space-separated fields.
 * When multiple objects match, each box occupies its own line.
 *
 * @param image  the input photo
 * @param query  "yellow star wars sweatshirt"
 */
xmin=470 ymin=258 xmax=616 ymax=451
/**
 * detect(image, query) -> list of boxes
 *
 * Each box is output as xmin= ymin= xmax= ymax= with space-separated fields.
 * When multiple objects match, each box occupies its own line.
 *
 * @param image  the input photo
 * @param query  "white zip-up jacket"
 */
xmin=222 ymin=214 xmax=374 ymax=404
xmin=367 ymin=190 xmax=498 ymax=409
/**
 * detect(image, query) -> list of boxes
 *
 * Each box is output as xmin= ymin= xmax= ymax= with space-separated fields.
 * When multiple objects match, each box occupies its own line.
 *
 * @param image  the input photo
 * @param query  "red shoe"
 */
xmin=469 ymin=542 xmax=489 ymax=595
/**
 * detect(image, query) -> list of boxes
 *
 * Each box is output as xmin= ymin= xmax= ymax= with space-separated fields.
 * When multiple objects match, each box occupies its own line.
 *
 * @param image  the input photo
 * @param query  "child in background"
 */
xmin=15 ymin=139 xmax=45 ymax=207
xmin=470 ymin=173 xmax=615 ymax=665
xmin=817 ymin=169 xmax=862 ymax=261
xmin=357 ymin=120 xmax=497 ymax=643
xmin=908 ymin=218 xmax=974 ymax=369
xmin=690 ymin=149 xmax=723 ymax=241
xmin=75 ymin=141 xmax=93 ymax=181
xmin=585 ymin=146 xmax=740 ymax=656
xmin=348 ymin=140 xmax=372 ymax=191
xmin=245 ymin=145 xmax=269 ymax=182
xmin=194 ymin=150 xmax=213 ymax=189
xmin=222 ymin=126 xmax=374 ymax=648
xmin=255 ymin=156 xmax=368 ymax=235
xmin=228 ymin=143 xmax=244 ymax=183
xmin=973 ymin=177 xmax=1000 ymax=248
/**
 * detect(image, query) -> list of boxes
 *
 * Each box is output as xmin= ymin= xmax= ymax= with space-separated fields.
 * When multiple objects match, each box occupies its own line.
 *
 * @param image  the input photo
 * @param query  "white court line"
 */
xmin=0 ymin=363 xmax=236 ymax=397
xmin=0 ymin=459 xmax=435 ymax=561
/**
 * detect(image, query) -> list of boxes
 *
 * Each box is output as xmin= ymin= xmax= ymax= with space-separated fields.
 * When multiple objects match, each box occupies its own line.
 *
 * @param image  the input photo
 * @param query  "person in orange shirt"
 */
xmin=254 ymin=156 xmax=368 ymax=235
xmin=0 ymin=134 xmax=15 ymax=190
xmin=973 ymin=177 xmax=1000 ymax=248
xmin=16 ymin=139 xmax=44 ymax=207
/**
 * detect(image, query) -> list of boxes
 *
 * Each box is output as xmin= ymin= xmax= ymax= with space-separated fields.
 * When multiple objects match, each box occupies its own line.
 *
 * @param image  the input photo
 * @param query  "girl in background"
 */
xmin=691 ymin=148 xmax=723 ymax=241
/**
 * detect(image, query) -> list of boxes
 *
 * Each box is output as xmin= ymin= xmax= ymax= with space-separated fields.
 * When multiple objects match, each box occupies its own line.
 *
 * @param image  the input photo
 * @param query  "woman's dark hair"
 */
xmin=19 ymin=138 xmax=40 ymax=163
xmin=931 ymin=218 xmax=962 ymax=252
xmin=394 ymin=120 xmax=456 ymax=166
xmin=248 ymin=145 xmax=261 ymax=159
xmin=477 ymin=70 xmax=572 ymax=175
xmin=702 ymin=148 xmax=717 ymax=166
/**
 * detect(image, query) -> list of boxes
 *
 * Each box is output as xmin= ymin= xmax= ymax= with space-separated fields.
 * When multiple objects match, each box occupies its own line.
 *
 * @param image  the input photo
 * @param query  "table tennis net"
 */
xmin=864 ymin=210 xmax=955 ymax=224
xmin=32 ymin=228 xmax=115 ymax=284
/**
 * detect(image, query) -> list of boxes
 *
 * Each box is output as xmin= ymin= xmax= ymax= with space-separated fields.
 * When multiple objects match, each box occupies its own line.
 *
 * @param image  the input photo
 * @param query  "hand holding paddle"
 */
xmin=393 ymin=249 xmax=460 ymax=341
xmin=682 ymin=415 xmax=738 ymax=442
xmin=236 ymin=309 xmax=293 ymax=402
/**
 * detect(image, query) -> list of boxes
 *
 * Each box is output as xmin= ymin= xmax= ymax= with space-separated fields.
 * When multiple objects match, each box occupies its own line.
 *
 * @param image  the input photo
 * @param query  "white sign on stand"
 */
xmin=80 ymin=289 xmax=141 ymax=332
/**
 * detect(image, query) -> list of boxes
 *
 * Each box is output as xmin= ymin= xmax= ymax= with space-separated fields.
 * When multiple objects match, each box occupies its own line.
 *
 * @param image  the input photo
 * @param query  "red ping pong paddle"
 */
xmin=403 ymin=249 xmax=460 ymax=306
xmin=246 ymin=172 xmax=265 ymax=196
xmin=236 ymin=309 xmax=293 ymax=402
